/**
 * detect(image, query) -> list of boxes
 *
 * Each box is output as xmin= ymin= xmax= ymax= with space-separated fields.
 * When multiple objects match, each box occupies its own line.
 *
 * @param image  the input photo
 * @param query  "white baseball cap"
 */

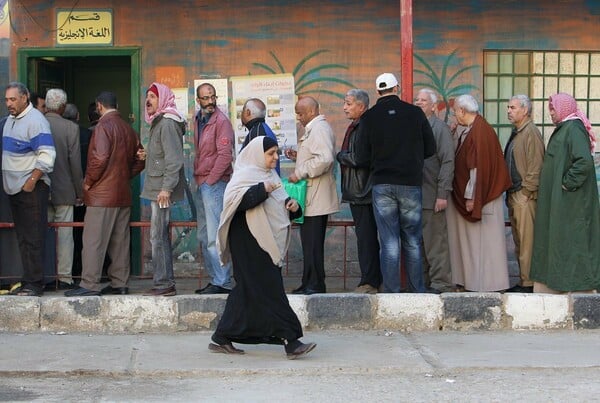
xmin=376 ymin=73 xmax=399 ymax=90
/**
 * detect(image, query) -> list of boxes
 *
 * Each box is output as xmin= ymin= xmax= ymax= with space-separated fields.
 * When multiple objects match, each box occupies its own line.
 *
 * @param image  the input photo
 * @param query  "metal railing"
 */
xmin=0 ymin=220 xmax=359 ymax=290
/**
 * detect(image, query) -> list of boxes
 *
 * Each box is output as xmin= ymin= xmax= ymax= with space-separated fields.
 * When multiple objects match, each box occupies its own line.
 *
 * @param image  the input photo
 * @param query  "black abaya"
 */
xmin=213 ymin=184 xmax=303 ymax=345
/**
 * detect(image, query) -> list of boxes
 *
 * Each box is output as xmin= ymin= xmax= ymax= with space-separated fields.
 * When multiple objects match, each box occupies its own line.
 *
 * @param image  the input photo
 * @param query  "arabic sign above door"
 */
xmin=56 ymin=9 xmax=113 ymax=46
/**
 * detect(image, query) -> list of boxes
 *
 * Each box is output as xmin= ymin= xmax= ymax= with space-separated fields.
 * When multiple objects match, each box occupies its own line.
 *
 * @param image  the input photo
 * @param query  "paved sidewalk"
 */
xmin=2 ymin=330 xmax=600 ymax=376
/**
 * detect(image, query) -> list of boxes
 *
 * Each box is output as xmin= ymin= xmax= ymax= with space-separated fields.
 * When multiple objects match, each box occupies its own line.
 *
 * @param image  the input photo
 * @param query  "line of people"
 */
xmin=337 ymin=73 xmax=599 ymax=295
xmin=2 ymin=75 xmax=599 ymax=298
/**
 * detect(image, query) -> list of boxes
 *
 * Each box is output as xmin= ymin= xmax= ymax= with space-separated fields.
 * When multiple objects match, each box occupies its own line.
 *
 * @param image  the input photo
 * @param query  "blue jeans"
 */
xmin=196 ymin=181 xmax=232 ymax=289
xmin=372 ymin=184 xmax=425 ymax=293
xmin=150 ymin=201 xmax=175 ymax=289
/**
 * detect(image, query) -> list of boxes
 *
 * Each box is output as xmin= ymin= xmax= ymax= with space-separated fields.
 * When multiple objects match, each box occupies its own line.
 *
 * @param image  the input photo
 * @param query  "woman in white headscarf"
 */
xmin=209 ymin=136 xmax=316 ymax=360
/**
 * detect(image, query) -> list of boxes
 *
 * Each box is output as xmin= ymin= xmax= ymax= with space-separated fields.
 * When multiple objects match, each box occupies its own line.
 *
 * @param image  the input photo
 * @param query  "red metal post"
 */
xmin=400 ymin=0 xmax=413 ymax=103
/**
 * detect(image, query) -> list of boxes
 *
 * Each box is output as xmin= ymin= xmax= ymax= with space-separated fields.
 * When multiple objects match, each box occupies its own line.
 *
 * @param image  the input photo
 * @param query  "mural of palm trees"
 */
xmin=414 ymin=48 xmax=479 ymax=122
xmin=252 ymin=49 xmax=354 ymax=99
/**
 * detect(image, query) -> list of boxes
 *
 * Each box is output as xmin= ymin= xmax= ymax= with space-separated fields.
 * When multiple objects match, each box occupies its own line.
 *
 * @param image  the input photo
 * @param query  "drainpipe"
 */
xmin=400 ymin=0 xmax=413 ymax=103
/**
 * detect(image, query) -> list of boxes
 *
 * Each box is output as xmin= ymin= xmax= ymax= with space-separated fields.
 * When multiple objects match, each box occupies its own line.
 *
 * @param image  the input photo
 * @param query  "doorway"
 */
xmin=28 ymin=55 xmax=132 ymax=128
xmin=17 ymin=47 xmax=142 ymax=273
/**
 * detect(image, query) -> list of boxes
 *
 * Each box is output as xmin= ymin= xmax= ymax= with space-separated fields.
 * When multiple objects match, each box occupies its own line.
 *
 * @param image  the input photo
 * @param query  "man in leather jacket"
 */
xmin=65 ymin=91 xmax=144 ymax=296
xmin=336 ymin=89 xmax=381 ymax=294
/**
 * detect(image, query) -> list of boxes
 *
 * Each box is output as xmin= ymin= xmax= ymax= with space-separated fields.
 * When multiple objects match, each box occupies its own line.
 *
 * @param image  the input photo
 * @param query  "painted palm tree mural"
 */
xmin=414 ymin=49 xmax=479 ymax=123
xmin=252 ymin=49 xmax=354 ymax=99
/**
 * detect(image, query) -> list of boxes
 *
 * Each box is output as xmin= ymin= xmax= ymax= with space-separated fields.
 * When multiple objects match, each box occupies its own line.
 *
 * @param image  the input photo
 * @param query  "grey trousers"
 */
xmin=80 ymin=206 xmax=131 ymax=291
xmin=422 ymin=208 xmax=453 ymax=292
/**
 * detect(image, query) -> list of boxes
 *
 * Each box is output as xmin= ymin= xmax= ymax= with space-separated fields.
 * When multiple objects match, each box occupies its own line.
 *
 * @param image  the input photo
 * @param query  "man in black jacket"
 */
xmin=336 ymin=89 xmax=381 ymax=294
xmin=361 ymin=73 xmax=436 ymax=293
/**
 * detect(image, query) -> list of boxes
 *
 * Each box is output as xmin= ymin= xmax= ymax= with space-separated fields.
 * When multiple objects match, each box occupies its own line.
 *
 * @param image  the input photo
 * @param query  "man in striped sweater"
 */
xmin=2 ymin=82 xmax=55 ymax=296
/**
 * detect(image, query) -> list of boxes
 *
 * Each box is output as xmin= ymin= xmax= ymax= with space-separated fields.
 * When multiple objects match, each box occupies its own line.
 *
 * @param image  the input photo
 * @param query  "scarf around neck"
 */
xmin=144 ymin=82 xmax=185 ymax=125
xmin=217 ymin=136 xmax=291 ymax=266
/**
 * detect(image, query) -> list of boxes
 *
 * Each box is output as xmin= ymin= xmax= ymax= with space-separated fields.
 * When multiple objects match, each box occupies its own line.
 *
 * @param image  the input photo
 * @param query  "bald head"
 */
xmin=295 ymin=96 xmax=319 ymax=127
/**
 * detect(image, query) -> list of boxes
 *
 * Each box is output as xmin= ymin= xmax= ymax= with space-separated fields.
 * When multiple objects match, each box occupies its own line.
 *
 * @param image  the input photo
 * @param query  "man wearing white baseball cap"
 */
xmin=375 ymin=73 xmax=398 ymax=90
xmin=360 ymin=73 xmax=436 ymax=293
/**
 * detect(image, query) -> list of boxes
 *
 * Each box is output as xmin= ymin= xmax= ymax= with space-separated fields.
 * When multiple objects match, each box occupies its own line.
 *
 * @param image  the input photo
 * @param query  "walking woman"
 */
xmin=209 ymin=136 xmax=316 ymax=359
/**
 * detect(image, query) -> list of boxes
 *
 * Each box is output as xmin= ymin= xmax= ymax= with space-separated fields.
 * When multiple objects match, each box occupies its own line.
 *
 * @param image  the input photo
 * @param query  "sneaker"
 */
xmin=143 ymin=286 xmax=176 ymax=296
xmin=353 ymin=284 xmax=378 ymax=294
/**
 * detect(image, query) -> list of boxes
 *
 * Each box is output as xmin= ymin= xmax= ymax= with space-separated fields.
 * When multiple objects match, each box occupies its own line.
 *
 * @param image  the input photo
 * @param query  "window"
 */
xmin=484 ymin=50 xmax=600 ymax=152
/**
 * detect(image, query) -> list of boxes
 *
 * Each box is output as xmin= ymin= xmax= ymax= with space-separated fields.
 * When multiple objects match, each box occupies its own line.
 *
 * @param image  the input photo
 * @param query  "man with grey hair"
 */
xmin=337 ymin=89 xmax=381 ymax=294
xmin=447 ymin=94 xmax=511 ymax=292
xmin=63 ymin=103 xmax=92 ymax=283
xmin=240 ymin=98 xmax=280 ymax=174
xmin=414 ymin=88 xmax=455 ymax=293
xmin=45 ymin=89 xmax=83 ymax=289
xmin=3 ymin=82 xmax=55 ymax=296
xmin=504 ymin=94 xmax=545 ymax=293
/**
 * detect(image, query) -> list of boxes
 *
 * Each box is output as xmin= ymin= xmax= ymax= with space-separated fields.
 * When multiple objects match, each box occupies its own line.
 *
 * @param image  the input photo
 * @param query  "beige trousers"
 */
xmin=47 ymin=204 xmax=74 ymax=283
xmin=507 ymin=189 xmax=536 ymax=287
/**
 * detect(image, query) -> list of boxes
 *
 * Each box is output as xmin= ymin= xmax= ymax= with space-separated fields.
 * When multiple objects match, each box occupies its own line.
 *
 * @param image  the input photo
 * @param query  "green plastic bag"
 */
xmin=282 ymin=178 xmax=307 ymax=224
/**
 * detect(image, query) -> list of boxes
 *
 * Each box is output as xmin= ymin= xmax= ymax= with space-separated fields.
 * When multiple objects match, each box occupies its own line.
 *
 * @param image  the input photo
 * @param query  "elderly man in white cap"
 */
xmin=360 ymin=73 xmax=436 ymax=293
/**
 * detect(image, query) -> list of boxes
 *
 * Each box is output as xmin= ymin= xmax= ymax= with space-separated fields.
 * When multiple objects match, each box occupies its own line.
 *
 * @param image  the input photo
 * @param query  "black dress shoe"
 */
xmin=303 ymin=288 xmax=325 ymax=295
xmin=425 ymin=287 xmax=442 ymax=294
xmin=194 ymin=283 xmax=212 ymax=294
xmin=101 ymin=285 xmax=129 ymax=295
xmin=505 ymin=285 xmax=533 ymax=293
xmin=286 ymin=342 xmax=317 ymax=360
xmin=196 ymin=284 xmax=230 ymax=294
xmin=291 ymin=286 xmax=306 ymax=295
xmin=64 ymin=286 xmax=101 ymax=297
xmin=44 ymin=281 xmax=75 ymax=291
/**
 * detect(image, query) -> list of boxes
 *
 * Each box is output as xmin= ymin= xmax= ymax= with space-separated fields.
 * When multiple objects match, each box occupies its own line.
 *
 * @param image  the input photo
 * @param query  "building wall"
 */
xmin=6 ymin=0 xmax=600 ymax=285
xmin=8 ymin=1 xmax=600 ymax=136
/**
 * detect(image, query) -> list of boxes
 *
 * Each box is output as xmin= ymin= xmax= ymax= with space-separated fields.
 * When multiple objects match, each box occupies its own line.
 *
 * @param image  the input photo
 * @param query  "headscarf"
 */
xmin=144 ymin=82 xmax=185 ymax=124
xmin=217 ymin=136 xmax=291 ymax=266
xmin=549 ymin=93 xmax=596 ymax=153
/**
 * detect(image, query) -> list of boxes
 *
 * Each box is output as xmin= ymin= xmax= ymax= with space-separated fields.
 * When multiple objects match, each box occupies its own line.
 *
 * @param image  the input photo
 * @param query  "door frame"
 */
xmin=17 ymin=47 xmax=141 ymax=133
xmin=17 ymin=46 xmax=143 ymax=274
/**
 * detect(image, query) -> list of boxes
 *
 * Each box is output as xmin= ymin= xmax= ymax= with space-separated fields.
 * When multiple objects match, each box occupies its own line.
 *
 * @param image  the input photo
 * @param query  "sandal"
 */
xmin=10 ymin=284 xmax=42 ymax=297
xmin=208 ymin=343 xmax=245 ymax=355
xmin=9 ymin=282 xmax=22 ymax=293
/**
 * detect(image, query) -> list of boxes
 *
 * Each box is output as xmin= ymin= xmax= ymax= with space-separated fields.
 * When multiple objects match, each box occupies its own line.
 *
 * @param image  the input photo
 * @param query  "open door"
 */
xmin=18 ymin=47 xmax=142 ymax=274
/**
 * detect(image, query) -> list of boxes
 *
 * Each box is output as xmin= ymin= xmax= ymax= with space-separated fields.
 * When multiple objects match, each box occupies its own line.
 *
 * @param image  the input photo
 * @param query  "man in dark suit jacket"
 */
xmin=63 ymin=103 xmax=92 ymax=284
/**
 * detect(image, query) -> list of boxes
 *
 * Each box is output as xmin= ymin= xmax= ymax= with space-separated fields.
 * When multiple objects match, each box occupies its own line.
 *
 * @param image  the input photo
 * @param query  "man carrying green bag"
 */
xmin=285 ymin=96 xmax=339 ymax=295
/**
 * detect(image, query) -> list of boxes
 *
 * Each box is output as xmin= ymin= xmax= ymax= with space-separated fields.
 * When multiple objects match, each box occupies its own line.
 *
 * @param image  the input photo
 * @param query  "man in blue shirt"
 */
xmin=2 ymin=82 xmax=55 ymax=296
xmin=240 ymin=98 xmax=280 ymax=175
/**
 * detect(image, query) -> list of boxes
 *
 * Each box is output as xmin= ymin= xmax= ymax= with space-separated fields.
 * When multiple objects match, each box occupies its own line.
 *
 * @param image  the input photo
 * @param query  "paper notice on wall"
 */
xmin=229 ymin=74 xmax=297 ymax=159
xmin=171 ymin=88 xmax=189 ymax=119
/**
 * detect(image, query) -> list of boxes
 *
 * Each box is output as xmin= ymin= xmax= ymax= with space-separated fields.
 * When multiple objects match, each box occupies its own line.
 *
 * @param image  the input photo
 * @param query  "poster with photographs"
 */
xmin=229 ymin=74 xmax=296 ymax=161
xmin=193 ymin=78 xmax=229 ymax=116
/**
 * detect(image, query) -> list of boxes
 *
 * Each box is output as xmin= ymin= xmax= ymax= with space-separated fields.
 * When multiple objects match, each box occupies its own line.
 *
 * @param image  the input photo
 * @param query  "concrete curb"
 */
xmin=1 ymin=293 xmax=599 ymax=333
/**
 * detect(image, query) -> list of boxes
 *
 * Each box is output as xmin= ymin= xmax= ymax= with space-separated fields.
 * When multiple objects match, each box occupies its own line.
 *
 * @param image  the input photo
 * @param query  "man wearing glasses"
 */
xmin=193 ymin=83 xmax=234 ymax=294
